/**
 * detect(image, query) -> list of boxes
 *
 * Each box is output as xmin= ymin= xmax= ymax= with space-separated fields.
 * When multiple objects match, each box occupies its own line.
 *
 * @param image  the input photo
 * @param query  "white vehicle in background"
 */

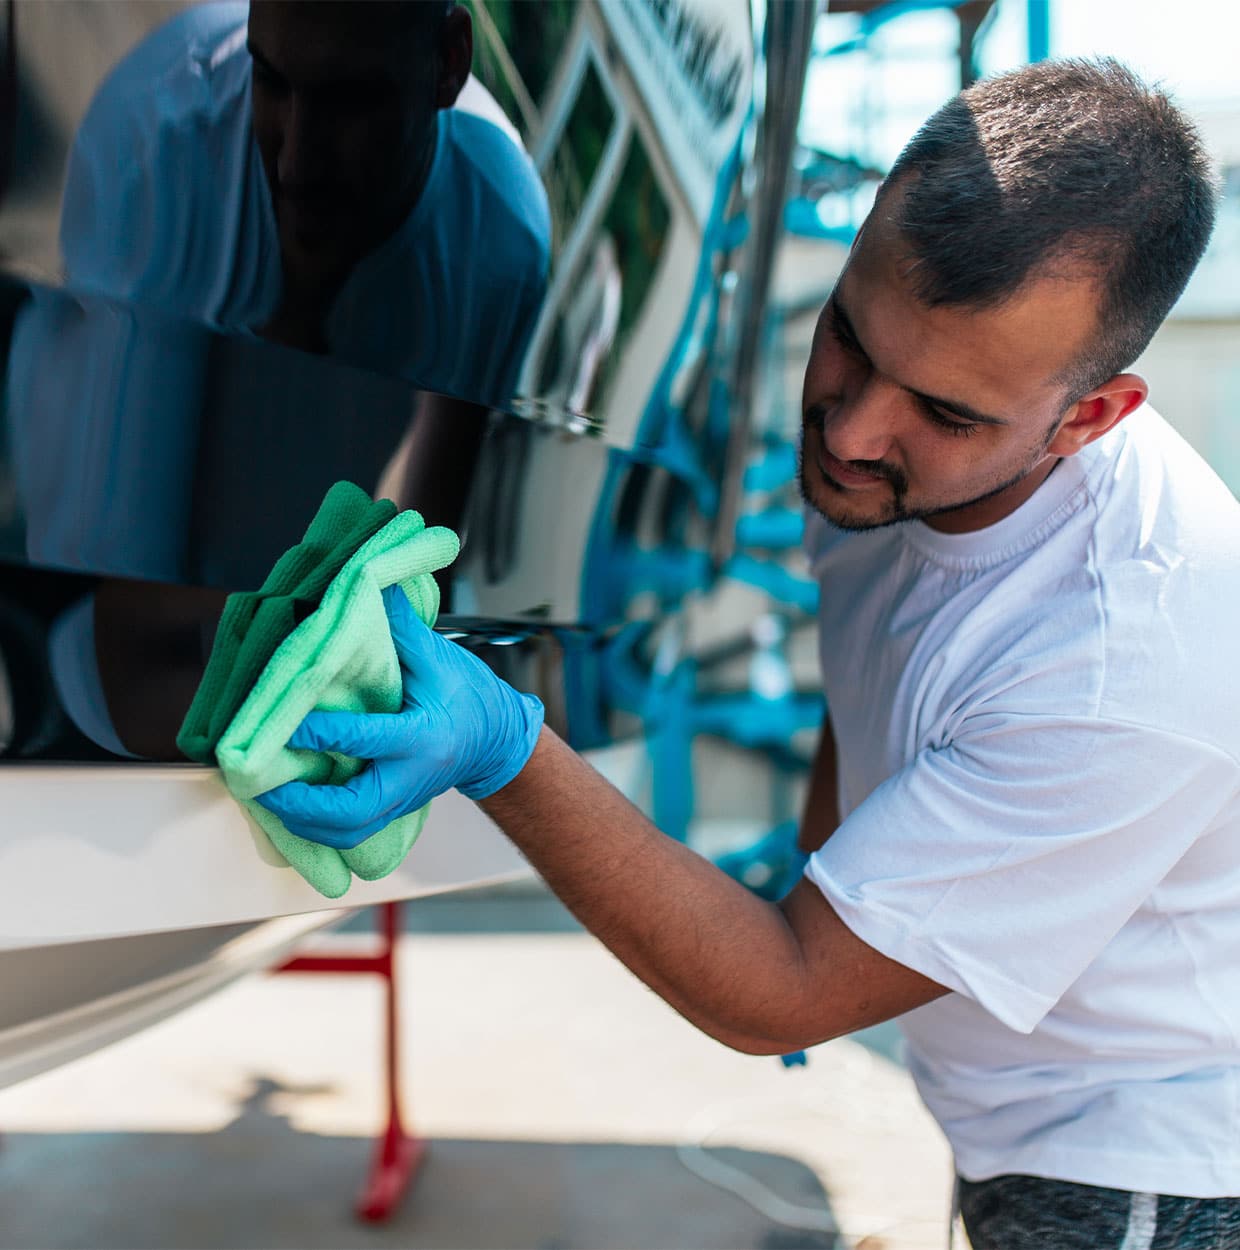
xmin=0 ymin=0 xmax=812 ymax=1097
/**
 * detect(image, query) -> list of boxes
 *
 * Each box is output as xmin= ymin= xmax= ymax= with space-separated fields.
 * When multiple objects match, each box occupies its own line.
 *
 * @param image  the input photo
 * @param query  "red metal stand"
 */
xmin=275 ymin=900 xmax=426 ymax=1223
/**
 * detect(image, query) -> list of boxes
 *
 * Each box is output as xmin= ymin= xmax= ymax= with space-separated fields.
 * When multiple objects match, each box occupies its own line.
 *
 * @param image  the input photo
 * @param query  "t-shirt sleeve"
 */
xmin=441 ymin=112 xmax=550 ymax=405
xmin=60 ymin=4 xmax=251 ymax=311
xmin=493 ymin=234 xmax=548 ymax=400
xmin=487 ymin=155 xmax=550 ymax=404
xmin=61 ymin=86 xmax=155 ymax=298
xmin=805 ymin=712 xmax=1237 ymax=1033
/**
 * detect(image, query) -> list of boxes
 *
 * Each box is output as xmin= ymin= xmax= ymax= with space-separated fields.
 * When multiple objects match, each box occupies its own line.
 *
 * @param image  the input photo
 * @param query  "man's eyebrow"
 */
xmin=245 ymin=40 xmax=381 ymax=96
xmin=827 ymin=294 xmax=870 ymax=364
xmin=829 ymin=292 xmax=1010 ymax=428
xmin=908 ymin=387 xmax=1010 ymax=428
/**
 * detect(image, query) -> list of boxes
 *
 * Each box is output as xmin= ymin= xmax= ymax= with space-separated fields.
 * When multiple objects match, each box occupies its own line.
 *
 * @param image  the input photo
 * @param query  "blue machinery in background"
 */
xmin=581 ymin=0 xmax=1043 ymax=898
xmin=1027 ymin=0 xmax=1050 ymax=62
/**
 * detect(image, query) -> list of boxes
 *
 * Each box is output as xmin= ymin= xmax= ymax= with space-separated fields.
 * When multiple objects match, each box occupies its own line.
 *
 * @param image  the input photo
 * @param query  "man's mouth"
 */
xmin=816 ymin=445 xmax=890 ymax=491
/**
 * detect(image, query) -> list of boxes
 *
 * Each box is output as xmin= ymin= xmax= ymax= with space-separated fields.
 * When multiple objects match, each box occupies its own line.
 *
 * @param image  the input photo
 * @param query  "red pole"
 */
xmin=276 ymin=901 xmax=427 ymax=1223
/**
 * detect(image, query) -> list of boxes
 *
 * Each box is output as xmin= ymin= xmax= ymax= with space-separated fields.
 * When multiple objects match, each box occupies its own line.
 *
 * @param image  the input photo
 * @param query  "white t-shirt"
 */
xmin=59 ymin=1 xmax=550 ymax=407
xmin=803 ymin=406 xmax=1240 ymax=1197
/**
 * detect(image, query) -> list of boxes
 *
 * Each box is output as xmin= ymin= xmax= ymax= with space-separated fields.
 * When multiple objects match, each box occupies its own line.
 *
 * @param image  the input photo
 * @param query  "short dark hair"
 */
xmin=883 ymin=58 xmax=1219 ymax=397
xmin=389 ymin=0 xmax=454 ymax=41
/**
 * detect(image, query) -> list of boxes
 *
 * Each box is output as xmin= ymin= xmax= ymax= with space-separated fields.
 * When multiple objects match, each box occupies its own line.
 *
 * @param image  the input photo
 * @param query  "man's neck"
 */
xmin=923 ymin=455 xmax=1062 ymax=535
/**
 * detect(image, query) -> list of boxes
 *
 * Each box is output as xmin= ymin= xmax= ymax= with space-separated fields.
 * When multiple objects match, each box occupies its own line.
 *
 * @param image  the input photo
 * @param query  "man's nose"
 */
xmin=825 ymin=375 xmax=900 ymax=464
xmin=278 ymin=93 xmax=328 ymax=188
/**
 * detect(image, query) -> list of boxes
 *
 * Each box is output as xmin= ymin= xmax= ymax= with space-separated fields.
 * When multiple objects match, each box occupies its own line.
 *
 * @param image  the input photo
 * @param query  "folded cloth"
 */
xmin=214 ymin=508 xmax=460 ymax=898
xmin=178 ymin=481 xmax=396 ymax=763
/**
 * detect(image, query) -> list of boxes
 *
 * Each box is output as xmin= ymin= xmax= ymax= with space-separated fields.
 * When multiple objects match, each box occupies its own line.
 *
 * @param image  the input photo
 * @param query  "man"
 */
xmin=60 ymin=0 xmax=549 ymax=405
xmin=259 ymin=60 xmax=1240 ymax=1247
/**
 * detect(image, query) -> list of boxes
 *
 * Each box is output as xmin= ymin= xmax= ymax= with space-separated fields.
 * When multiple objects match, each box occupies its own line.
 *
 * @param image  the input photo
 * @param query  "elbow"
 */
xmin=701 ymin=1022 xmax=833 ymax=1058
xmin=719 ymin=1035 xmax=827 ymax=1058
xmin=728 ymin=1037 xmax=794 ymax=1058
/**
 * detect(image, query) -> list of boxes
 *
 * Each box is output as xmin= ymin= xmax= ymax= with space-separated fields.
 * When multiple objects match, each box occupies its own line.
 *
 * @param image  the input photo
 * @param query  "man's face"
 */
xmin=800 ymin=192 xmax=1104 ymax=534
xmin=247 ymin=2 xmax=446 ymax=286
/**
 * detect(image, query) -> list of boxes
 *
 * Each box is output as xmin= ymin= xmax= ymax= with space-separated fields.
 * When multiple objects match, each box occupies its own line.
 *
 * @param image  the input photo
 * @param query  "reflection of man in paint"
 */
xmin=28 ymin=0 xmax=554 ymax=761
xmin=61 ymin=0 xmax=549 ymax=406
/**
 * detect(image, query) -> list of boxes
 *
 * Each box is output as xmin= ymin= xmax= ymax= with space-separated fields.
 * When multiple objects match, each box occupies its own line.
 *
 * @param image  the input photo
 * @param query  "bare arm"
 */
xmin=798 ymin=714 xmax=840 ymax=855
xmin=481 ymin=727 xmax=946 ymax=1055
xmin=394 ymin=392 xmax=488 ymax=535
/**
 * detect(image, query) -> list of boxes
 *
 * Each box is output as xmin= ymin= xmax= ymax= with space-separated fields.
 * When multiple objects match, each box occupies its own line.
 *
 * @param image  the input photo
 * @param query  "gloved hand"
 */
xmin=256 ymin=584 xmax=544 ymax=848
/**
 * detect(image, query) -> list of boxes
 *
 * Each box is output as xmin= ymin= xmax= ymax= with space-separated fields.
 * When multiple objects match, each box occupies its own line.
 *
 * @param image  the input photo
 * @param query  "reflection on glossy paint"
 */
xmin=0 ymin=0 xmax=759 ymax=765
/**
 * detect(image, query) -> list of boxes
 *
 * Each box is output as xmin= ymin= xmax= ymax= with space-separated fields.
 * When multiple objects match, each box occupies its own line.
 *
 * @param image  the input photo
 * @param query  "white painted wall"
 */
xmin=1135 ymin=318 xmax=1240 ymax=496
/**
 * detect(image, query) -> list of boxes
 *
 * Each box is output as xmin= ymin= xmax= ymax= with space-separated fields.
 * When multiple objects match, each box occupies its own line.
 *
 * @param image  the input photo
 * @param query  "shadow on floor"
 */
xmin=0 ymin=1076 xmax=841 ymax=1250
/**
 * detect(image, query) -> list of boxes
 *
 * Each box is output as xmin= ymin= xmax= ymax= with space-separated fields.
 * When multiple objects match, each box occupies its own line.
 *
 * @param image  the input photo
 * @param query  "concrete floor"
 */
xmin=0 ymin=889 xmax=954 ymax=1250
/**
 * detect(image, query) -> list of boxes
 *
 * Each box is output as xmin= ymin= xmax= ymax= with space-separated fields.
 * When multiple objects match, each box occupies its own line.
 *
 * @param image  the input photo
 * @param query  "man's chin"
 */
xmin=800 ymin=470 xmax=904 ymax=533
xmin=813 ymin=505 xmax=908 ymax=534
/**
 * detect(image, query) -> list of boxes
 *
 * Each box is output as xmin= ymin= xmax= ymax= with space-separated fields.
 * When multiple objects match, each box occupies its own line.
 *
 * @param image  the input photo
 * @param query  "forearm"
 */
xmin=261 ymin=650 xmax=946 ymax=1043
xmin=396 ymin=394 xmax=488 ymax=532
xmin=480 ymin=727 xmax=817 ymax=1054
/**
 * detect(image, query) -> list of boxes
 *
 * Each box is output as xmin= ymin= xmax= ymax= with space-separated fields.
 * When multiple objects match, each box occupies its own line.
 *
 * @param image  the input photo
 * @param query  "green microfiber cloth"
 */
xmin=213 ymin=508 xmax=460 ymax=898
xmin=178 ymin=481 xmax=396 ymax=763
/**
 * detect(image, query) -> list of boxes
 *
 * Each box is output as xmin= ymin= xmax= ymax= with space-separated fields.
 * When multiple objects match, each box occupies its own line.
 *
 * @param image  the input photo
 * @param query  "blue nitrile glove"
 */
xmin=256 ymin=584 xmax=544 ymax=849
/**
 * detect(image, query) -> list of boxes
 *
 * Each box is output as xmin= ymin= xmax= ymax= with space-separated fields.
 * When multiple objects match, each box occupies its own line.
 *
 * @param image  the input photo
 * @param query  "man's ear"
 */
xmin=435 ymin=6 xmax=473 ymax=110
xmin=1047 ymin=373 xmax=1148 ymax=457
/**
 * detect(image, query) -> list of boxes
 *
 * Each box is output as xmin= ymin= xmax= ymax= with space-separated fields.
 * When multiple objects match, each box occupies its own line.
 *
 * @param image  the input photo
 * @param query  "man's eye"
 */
xmin=829 ymin=317 xmax=862 ymax=357
xmin=321 ymin=84 xmax=386 ymax=117
xmin=917 ymin=399 xmax=978 ymax=437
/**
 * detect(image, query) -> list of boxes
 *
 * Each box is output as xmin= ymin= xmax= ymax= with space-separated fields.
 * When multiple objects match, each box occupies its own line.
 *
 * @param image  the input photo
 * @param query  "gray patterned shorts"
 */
xmin=957 ymin=1175 xmax=1240 ymax=1249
